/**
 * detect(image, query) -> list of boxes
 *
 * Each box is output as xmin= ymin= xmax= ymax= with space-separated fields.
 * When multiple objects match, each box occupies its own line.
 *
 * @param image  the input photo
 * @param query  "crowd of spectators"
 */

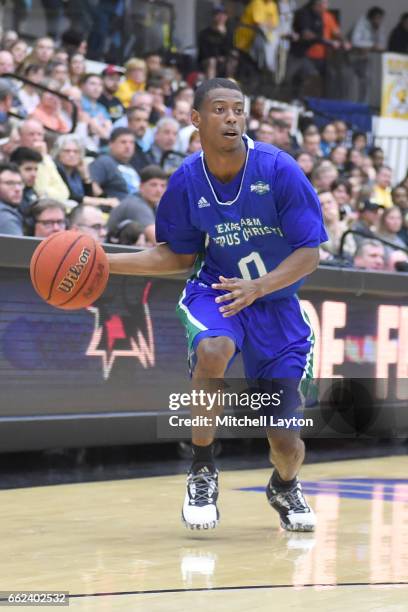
xmin=0 ymin=1 xmax=407 ymax=275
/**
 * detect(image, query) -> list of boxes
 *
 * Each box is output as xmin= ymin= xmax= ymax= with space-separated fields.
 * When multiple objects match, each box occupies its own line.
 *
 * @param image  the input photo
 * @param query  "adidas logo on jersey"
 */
xmin=198 ymin=197 xmax=210 ymax=208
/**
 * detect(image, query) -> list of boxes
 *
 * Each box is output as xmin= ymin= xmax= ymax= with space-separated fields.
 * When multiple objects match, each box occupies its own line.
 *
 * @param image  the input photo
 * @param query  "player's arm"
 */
xmin=213 ymin=247 xmax=318 ymax=317
xmin=107 ymin=244 xmax=196 ymax=276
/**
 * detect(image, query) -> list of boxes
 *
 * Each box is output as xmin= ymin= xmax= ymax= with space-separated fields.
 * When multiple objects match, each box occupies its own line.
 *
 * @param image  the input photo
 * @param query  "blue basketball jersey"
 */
xmin=156 ymin=136 xmax=327 ymax=301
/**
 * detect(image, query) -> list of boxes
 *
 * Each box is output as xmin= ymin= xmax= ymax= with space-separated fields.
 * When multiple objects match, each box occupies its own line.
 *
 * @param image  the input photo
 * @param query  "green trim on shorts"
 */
xmin=176 ymin=287 xmax=207 ymax=354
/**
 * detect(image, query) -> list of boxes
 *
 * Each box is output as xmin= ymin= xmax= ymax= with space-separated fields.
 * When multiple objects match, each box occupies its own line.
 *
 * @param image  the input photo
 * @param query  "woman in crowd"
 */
xmin=377 ymin=206 xmax=406 ymax=257
xmin=10 ymin=39 xmax=29 ymax=73
xmin=331 ymin=178 xmax=356 ymax=223
xmin=30 ymin=80 xmax=69 ymax=133
xmin=18 ymin=64 xmax=45 ymax=115
xmin=69 ymin=53 xmax=86 ymax=86
xmin=318 ymin=189 xmax=352 ymax=260
xmin=329 ymin=145 xmax=348 ymax=175
xmin=320 ymin=123 xmax=337 ymax=157
xmin=53 ymin=134 xmax=119 ymax=208
xmin=116 ymin=58 xmax=147 ymax=108
xmin=293 ymin=150 xmax=314 ymax=181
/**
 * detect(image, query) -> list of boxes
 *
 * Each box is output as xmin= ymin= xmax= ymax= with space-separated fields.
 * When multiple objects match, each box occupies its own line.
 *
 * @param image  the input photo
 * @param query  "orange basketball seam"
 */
xmin=31 ymin=232 xmax=65 ymax=294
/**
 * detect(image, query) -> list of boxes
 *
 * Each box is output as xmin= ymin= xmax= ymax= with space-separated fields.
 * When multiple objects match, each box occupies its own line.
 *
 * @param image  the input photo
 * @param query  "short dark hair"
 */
xmin=109 ymin=127 xmax=134 ymax=143
xmin=0 ymin=162 xmax=20 ymax=176
xmin=271 ymin=118 xmax=290 ymax=131
xmin=140 ymin=164 xmax=167 ymax=183
xmin=193 ymin=78 xmax=242 ymax=111
xmin=146 ymin=77 xmax=163 ymax=90
xmin=23 ymin=63 xmax=43 ymax=77
xmin=10 ymin=147 xmax=43 ymax=165
xmin=79 ymin=72 xmax=102 ymax=86
xmin=31 ymin=198 xmax=66 ymax=220
xmin=331 ymin=178 xmax=352 ymax=197
xmin=367 ymin=7 xmax=385 ymax=20
xmin=351 ymin=131 xmax=367 ymax=143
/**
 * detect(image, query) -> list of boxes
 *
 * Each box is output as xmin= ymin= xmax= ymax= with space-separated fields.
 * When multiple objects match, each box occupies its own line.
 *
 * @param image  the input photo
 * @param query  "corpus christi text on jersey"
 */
xmin=168 ymin=415 xmax=313 ymax=428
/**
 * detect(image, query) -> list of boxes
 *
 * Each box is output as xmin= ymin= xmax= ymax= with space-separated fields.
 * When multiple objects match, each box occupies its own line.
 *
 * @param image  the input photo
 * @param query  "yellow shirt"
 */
xmin=373 ymin=185 xmax=393 ymax=208
xmin=115 ymin=79 xmax=146 ymax=108
xmin=235 ymin=0 xmax=279 ymax=52
xmin=34 ymin=155 xmax=70 ymax=204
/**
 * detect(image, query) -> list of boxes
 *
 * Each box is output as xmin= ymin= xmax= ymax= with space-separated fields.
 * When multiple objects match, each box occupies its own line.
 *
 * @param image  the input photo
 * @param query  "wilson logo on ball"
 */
xmin=58 ymin=247 xmax=91 ymax=293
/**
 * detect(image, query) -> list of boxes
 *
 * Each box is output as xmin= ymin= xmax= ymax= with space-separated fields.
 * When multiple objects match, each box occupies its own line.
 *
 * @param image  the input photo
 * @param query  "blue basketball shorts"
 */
xmin=176 ymin=279 xmax=315 ymax=419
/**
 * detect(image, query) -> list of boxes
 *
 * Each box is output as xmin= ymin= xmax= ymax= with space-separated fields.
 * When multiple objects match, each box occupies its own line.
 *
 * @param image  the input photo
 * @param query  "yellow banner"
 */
xmin=381 ymin=53 xmax=408 ymax=119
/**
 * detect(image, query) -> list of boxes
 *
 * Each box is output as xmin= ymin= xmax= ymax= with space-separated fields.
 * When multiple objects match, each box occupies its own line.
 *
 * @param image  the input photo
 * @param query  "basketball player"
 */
xmin=107 ymin=79 xmax=328 ymax=532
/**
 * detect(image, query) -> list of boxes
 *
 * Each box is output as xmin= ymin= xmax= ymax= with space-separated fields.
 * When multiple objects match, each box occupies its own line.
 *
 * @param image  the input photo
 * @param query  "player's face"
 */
xmin=193 ymin=88 xmax=246 ymax=153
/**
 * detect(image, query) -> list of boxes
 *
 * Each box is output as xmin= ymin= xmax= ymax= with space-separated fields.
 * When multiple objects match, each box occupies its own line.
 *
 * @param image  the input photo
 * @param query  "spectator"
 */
xmin=256 ymin=121 xmax=274 ymax=144
xmin=172 ymin=100 xmax=192 ymax=129
xmin=18 ymin=119 xmax=70 ymax=203
xmin=25 ymin=37 xmax=55 ymax=69
xmin=79 ymin=73 xmax=112 ymax=146
xmin=1 ymin=31 xmax=18 ymax=51
xmin=10 ymin=39 xmax=29 ymax=73
xmin=198 ymin=4 xmax=232 ymax=79
xmin=334 ymin=119 xmax=349 ymax=147
xmin=318 ymin=189 xmax=349 ymax=259
xmin=287 ymin=0 xmax=325 ymax=98
xmin=70 ymin=204 xmax=107 ymax=243
xmin=0 ymin=50 xmax=15 ymax=76
xmin=235 ymin=0 xmax=280 ymax=73
xmin=0 ymin=162 xmax=24 ymax=236
xmin=90 ymin=127 xmax=140 ymax=200
xmin=320 ymin=123 xmax=337 ymax=157
xmin=353 ymin=239 xmax=385 ymax=270
xmin=127 ymin=107 xmax=155 ymax=173
xmin=293 ymin=150 xmax=314 ymax=180
xmin=360 ymin=155 xmax=377 ymax=183
xmin=388 ymin=13 xmax=408 ymax=54
xmin=392 ymin=185 xmax=408 ymax=211
xmin=149 ymin=117 xmax=180 ymax=165
xmin=53 ymin=134 xmax=119 ymax=209
xmin=302 ymin=131 xmax=322 ymax=159
xmin=329 ymin=145 xmax=348 ymax=174
xmin=349 ymin=7 xmax=386 ymax=103
xmin=108 ymin=219 xmax=146 ymax=246
xmin=143 ymin=51 xmax=163 ymax=76
xmin=0 ymin=79 xmax=13 ymax=139
xmin=385 ymin=249 xmax=408 ymax=272
xmin=99 ymin=65 xmax=125 ymax=122
xmin=377 ymin=206 xmax=406 ymax=257
xmin=351 ymin=131 xmax=368 ymax=153
xmin=369 ymin=146 xmax=385 ymax=171
xmin=270 ymin=119 xmax=291 ymax=151
xmin=311 ymin=159 xmax=338 ymax=191
xmin=30 ymin=79 xmax=69 ymax=133
xmin=48 ymin=61 xmax=70 ymax=89
xmin=146 ymin=77 xmax=170 ymax=124
xmin=9 ymin=146 xmax=42 ymax=214
xmin=18 ymin=64 xmax=45 ymax=115
xmin=351 ymin=199 xmax=383 ymax=246
xmin=373 ymin=165 xmax=393 ymax=208
xmin=116 ymin=58 xmax=147 ymax=108
xmin=54 ymin=48 xmax=69 ymax=65
xmin=30 ymin=198 xmax=67 ymax=238
xmin=331 ymin=178 xmax=354 ymax=221
xmin=107 ymin=164 xmax=167 ymax=244
xmin=187 ymin=130 xmax=202 ymax=154
xmin=68 ymin=53 xmax=86 ymax=86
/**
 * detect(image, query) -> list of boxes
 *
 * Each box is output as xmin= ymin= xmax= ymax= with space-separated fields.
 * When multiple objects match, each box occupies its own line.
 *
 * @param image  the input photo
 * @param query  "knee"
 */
xmin=195 ymin=337 xmax=235 ymax=377
xmin=269 ymin=434 xmax=303 ymax=462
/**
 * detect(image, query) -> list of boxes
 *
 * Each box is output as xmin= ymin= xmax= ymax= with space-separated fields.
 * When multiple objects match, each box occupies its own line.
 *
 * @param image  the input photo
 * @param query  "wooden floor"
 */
xmin=0 ymin=456 xmax=407 ymax=611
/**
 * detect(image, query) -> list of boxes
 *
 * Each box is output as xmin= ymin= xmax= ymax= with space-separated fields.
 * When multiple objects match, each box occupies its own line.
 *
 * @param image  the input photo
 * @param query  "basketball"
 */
xmin=30 ymin=230 xmax=109 ymax=310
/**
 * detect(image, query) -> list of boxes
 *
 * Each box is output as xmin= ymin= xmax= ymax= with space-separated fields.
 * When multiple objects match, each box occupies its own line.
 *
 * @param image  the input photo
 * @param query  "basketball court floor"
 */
xmin=0 ymin=455 xmax=407 ymax=611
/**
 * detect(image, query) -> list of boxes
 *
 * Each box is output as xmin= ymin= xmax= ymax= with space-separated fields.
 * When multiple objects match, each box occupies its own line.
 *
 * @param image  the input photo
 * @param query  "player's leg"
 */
xmin=177 ymin=281 xmax=244 ymax=529
xmin=242 ymin=297 xmax=316 ymax=532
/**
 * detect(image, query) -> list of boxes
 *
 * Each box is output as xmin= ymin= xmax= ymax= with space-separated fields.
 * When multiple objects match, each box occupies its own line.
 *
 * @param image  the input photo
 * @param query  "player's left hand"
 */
xmin=212 ymin=276 xmax=262 ymax=317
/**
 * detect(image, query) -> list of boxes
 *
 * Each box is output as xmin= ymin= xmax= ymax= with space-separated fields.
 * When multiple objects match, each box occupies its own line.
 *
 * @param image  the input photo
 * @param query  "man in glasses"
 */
xmin=31 ymin=199 xmax=67 ymax=239
xmin=0 ymin=162 xmax=24 ymax=236
xmin=69 ymin=205 xmax=107 ymax=243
